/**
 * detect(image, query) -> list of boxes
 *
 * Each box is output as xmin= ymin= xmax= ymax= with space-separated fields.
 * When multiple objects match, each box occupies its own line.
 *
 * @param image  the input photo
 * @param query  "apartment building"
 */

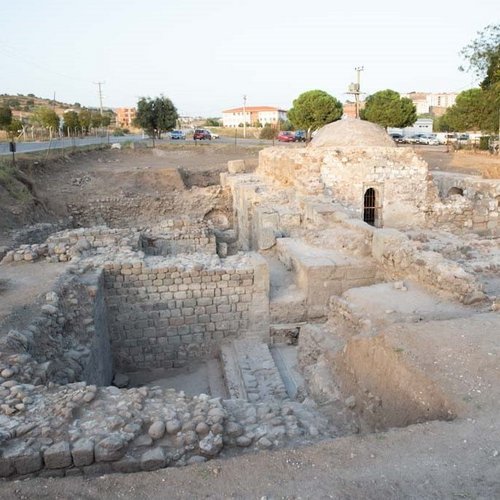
xmin=402 ymin=92 xmax=458 ymax=116
xmin=222 ymin=106 xmax=287 ymax=127
xmin=115 ymin=107 xmax=137 ymax=128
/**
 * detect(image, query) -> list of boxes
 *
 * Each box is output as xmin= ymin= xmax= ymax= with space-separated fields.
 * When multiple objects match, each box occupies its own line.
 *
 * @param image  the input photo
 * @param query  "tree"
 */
xmin=440 ymin=89 xmax=486 ymax=132
xmin=30 ymin=106 xmax=60 ymax=139
xmin=78 ymin=109 xmax=92 ymax=134
xmin=6 ymin=119 xmax=22 ymax=140
xmin=457 ymin=24 xmax=500 ymax=134
xmin=63 ymin=111 xmax=80 ymax=135
xmin=0 ymin=106 xmax=12 ymax=130
xmin=288 ymin=90 xmax=343 ymax=136
xmin=460 ymin=24 xmax=500 ymax=89
xmin=101 ymin=114 xmax=111 ymax=127
xmin=361 ymin=89 xmax=416 ymax=129
xmin=133 ymin=95 xmax=178 ymax=144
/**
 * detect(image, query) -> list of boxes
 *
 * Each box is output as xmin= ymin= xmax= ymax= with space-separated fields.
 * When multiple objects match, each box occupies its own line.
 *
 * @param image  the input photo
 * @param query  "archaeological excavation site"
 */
xmin=0 ymin=119 xmax=499 ymax=484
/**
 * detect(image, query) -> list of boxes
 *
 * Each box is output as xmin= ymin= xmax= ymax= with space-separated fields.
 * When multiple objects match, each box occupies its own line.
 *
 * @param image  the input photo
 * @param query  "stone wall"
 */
xmin=428 ymin=172 xmax=500 ymax=235
xmin=257 ymin=147 xmax=431 ymax=228
xmin=0 ymin=269 xmax=113 ymax=389
xmin=372 ymin=228 xmax=486 ymax=304
xmin=140 ymin=219 xmax=216 ymax=256
xmin=104 ymin=254 xmax=269 ymax=372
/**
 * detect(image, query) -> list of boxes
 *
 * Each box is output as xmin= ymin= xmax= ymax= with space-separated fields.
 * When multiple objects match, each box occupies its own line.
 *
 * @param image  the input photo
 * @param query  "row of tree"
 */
xmin=0 ymin=105 xmax=113 ymax=140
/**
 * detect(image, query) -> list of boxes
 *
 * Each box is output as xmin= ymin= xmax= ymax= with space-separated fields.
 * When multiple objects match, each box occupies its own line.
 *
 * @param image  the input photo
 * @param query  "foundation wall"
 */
xmin=104 ymin=256 xmax=269 ymax=371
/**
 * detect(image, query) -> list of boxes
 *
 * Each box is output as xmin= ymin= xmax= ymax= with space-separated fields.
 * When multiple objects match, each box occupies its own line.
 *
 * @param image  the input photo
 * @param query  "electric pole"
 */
xmin=94 ymin=81 xmax=105 ymax=115
xmin=347 ymin=67 xmax=364 ymax=118
xmin=243 ymin=94 xmax=247 ymax=139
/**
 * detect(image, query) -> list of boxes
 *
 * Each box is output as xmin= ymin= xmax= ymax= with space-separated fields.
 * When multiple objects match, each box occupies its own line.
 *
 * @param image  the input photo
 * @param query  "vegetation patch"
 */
xmin=0 ymin=161 xmax=32 ymax=202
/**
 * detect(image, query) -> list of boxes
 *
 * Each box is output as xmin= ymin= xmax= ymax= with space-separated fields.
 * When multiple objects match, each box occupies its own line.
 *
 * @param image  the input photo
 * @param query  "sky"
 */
xmin=0 ymin=0 xmax=498 ymax=116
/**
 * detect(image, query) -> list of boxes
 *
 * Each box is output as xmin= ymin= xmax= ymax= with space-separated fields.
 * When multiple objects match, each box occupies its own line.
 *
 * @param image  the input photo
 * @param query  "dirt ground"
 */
xmin=406 ymin=144 xmax=500 ymax=178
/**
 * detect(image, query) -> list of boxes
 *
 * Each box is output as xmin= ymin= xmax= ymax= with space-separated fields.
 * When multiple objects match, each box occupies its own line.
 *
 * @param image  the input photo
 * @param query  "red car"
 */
xmin=193 ymin=129 xmax=211 ymax=140
xmin=277 ymin=131 xmax=295 ymax=142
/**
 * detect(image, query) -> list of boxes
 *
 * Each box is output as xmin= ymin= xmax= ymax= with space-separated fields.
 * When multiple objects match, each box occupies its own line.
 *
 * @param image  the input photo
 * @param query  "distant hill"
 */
xmin=0 ymin=93 xmax=107 ymax=117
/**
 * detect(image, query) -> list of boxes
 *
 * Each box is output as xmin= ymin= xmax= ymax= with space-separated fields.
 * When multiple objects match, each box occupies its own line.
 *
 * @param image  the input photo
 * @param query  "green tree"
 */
xmin=460 ymin=23 xmax=500 ymax=89
xmin=0 ymin=106 xmax=13 ymax=130
xmin=79 ymin=109 xmax=92 ymax=134
xmin=6 ymin=119 xmax=22 ymax=140
xmin=133 ymin=95 xmax=178 ymax=144
xmin=30 ymin=107 xmax=60 ymax=138
xmin=441 ymin=89 xmax=485 ymax=132
xmin=101 ymin=114 xmax=111 ymax=127
xmin=288 ymin=90 xmax=343 ymax=136
xmin=361 ymin=89 xmax=417 ymax=129
xmin=458 ymin=24 xmax=500 ymax=133
xmin=63 ymin=111 xmax=80 ymax=135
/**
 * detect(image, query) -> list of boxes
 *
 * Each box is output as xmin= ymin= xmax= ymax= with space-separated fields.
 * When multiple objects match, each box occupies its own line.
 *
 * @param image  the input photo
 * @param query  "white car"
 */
xmin=206 ymin=129 xmax=219 ymax=139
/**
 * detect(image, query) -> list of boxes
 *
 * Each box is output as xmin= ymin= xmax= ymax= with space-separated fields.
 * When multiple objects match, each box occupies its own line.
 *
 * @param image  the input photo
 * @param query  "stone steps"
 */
xmin=276 ymin=237 xmax=379 ymax=318
xmin=220 ymin=339 xmax=289 ymax=403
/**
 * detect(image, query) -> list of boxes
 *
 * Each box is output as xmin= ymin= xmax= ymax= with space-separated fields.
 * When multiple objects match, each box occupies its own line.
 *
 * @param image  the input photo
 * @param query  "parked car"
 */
xmin=389 ymin=132 xmax=404 ymax=143
xmin=193 ymin=129 xmax=211 ymax=140
xmin=294 ymin=130 xmax=307 ymax=142
xmin=404 ymin=134 xmax=426 ymax=144
xmin=170 ymin=130 xmax=186 ymax=140
xmin=418 ymin=134 xmax=440 ymax=145
xmin=277 ymin=131 xmax=295 ymax=142
xmin=206 ymin=129 xmax=219 ymax=139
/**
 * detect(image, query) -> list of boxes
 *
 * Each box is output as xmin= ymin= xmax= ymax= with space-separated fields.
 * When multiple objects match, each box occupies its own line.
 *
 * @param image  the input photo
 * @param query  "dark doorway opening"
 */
xmin=363 ymin=188 xmax=376 ymax=226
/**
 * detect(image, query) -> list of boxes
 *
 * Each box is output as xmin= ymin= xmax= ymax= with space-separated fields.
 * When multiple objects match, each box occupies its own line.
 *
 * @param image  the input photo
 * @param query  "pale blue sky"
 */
xmin=0 ymin=0 xmax=497 ymax=116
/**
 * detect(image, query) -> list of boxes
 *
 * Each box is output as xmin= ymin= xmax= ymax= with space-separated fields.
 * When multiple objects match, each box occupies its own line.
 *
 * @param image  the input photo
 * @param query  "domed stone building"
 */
xmin=256 ymin=118 xmax=432 ymax=228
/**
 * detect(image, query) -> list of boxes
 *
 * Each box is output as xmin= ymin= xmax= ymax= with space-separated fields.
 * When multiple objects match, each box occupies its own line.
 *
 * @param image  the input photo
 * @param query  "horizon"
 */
xmin=0 ymin=0 xmax=497 ymax=116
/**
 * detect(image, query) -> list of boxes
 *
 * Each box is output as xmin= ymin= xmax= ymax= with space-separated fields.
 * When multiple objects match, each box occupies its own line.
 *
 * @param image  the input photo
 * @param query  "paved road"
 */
xmin=0 ymin=134 xmax=146 ymax=156
xmin=0 ymin=134 xmax=278 ymax=156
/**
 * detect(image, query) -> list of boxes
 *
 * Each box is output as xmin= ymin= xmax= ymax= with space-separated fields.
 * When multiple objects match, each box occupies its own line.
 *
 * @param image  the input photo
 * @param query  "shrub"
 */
xmin=260 ymin=125 xmax=277 ymax=140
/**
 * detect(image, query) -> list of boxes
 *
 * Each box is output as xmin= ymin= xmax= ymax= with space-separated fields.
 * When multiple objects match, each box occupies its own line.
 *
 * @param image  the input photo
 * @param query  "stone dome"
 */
xmin=309 ymin=118 xmax=396 ymax=148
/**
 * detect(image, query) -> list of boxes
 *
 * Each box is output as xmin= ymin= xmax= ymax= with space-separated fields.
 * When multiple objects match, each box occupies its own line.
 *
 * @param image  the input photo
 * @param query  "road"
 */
xmin=0 ymin=134 xmax=278 ymax=156
xmin=0 ymin=134 xmax=146 ymax=156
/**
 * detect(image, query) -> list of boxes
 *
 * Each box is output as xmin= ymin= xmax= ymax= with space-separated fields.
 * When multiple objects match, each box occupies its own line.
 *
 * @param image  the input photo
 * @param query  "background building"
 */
xmin=402 ymin=92 xmax=457 ymax=116
xmin=116 ymin=107 xmax=137 ymax=128
xmin=222 ymin=106 xmax=287 ymax=128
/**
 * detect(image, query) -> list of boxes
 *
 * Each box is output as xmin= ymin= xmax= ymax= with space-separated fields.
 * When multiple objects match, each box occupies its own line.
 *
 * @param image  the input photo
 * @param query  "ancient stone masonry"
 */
xmin=104 ymin=254 xmax=268 ymax=371
xmin=428 ymin=172 xmax=500 ymax=235
xmin=139 ymin=219 xmax=217 ymax=256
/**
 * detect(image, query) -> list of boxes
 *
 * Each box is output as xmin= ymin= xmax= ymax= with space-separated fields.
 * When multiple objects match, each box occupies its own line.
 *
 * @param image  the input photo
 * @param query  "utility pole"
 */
xmin=243 ymin=94 xmax=247 ymax=139
xmin=94 ymin=81 xmax=105 ymax=115
xmin=347 ymin=66 xmax=364 ymax=119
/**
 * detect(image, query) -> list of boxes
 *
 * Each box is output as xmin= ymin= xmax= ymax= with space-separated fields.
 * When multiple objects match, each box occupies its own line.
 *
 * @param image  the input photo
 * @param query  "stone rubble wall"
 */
xmin=372 ymin=228 xmax=486 ymax=304
xmin=140 ymin=219 xmax=217 ymax=256
xmin=427 ymin=173 xmax=500 ymax=235
xmin=104 ymin=253 xmax=270 ymax=372
xmin=0 ymin=382 xmax=329 ymax=479
xmin=0 ymin=269 xmax=113 ymax=395
xmin=0 ymin=227 xmax=139 ymax=265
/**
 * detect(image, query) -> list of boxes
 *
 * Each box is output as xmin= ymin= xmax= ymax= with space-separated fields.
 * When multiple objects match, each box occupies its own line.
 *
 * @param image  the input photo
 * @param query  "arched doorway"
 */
xmin=363 ymin=188 xmax=376 ymax=226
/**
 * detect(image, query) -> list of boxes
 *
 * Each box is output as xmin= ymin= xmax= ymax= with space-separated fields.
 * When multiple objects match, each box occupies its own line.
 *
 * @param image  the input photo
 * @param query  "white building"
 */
xmin=388 ymin=118 xmax=434 ymax=137
xmin=222 ymin=106 xmax=287 ymax=128
xmin=402 ymin=92 xmax=457 ymax=115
